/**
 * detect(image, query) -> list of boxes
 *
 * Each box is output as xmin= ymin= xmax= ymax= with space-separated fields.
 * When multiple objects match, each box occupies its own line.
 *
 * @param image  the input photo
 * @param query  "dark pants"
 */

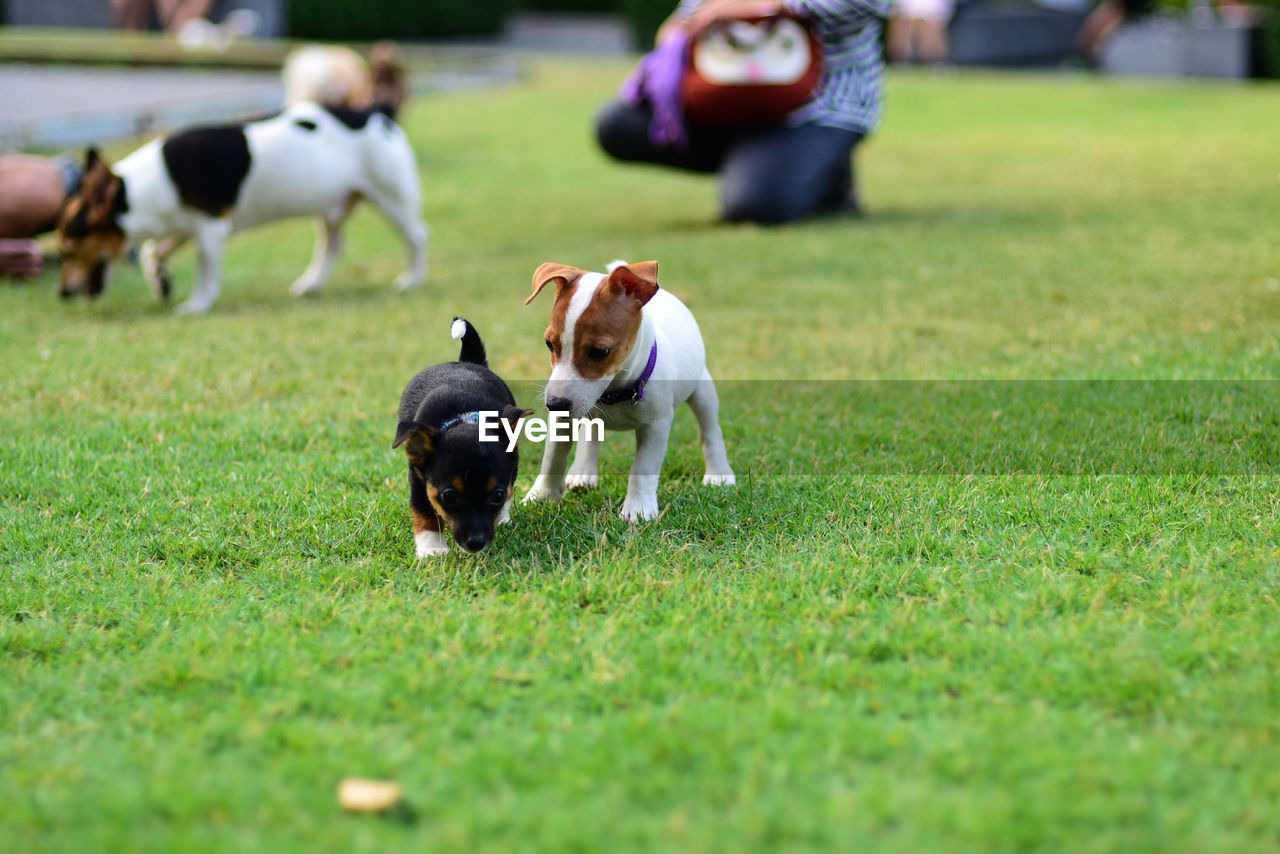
xmin=596 ymin=99 xmax=862 ymax=225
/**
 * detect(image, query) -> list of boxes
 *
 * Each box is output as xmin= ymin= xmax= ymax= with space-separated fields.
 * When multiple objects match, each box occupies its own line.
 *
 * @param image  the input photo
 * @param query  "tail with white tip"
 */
xmin=452 ymin=317 xmax=487 ymax=366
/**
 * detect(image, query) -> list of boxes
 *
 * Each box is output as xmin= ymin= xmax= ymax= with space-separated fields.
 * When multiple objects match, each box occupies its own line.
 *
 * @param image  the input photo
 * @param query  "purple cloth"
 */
xmin=620 ymin=30 xmax=690 ymax=149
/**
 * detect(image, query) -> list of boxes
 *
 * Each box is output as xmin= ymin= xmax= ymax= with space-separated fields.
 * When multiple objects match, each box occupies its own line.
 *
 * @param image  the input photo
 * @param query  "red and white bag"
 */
xmin=681 ymin=15 xmax=823 ymax=127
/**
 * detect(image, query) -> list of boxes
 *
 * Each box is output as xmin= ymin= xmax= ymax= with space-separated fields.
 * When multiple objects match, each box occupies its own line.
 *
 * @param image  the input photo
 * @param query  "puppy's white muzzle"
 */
xmin=544 ymin=365 xmax=610 ymax=419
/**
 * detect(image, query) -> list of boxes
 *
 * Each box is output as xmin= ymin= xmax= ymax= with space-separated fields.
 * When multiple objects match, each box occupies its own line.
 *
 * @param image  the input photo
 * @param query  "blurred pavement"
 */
xmin=0 ymin=52 xmax=525 ymax=151
xmin=0 ymin=12 xmax=623 ymax=151
xmin=1 ymin=65 xmax=281 ymax=150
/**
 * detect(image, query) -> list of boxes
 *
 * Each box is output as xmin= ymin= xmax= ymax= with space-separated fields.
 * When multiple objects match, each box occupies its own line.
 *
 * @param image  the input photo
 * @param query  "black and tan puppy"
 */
xmin=393 ymin=318 xmax=531 ymax=558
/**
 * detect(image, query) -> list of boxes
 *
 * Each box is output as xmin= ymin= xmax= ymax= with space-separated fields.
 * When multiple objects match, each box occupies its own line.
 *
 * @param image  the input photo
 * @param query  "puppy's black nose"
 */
xmin=546 ymin=395 xmax=572 ymax=413
xmin=463 ymin=534 xmax=488 ymax=552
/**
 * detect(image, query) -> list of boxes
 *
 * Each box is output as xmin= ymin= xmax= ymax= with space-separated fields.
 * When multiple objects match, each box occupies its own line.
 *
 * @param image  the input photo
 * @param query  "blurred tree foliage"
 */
xmin=288 ymin=0 xmax=676 ymax=44
xmin=288 ymin=0 xmax=1275 ymax=78
xmin=519 ymin=0 xmax=673 ymax=46
xmin=1258 ymin=0 xmax=1280 ymax=77
xmin=617 ymin=0 xmax=674 ymax=47
xmin=288 ymin=0 xmax=520 ymax=39
xmin=521 ymin=0 xmax=621 ymax=10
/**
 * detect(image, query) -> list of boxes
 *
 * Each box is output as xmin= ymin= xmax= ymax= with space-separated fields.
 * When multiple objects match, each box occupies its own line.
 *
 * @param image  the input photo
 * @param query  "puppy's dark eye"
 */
xmin=490 ymin=487 xmax=506 ymax=506
xmin=545 ymin=339 xmax=554 ymax=352
xmin=587 ymin=346 xmax=612 ymax=362
xmin=439 ymin=488 xmax=461 ymax=509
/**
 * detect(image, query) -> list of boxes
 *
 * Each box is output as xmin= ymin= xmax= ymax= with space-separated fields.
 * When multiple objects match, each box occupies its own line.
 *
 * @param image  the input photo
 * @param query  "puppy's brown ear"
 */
xmin=500 ymin=405 xmax=535 ymax=437
xmin=393 ymin=420 xmax=436 ymax=465
xmin=83 ymin=146 xmax=103 ymax=172
xmin=527 ymin=263 xmax=588 ymax=306
xmin=605 ymin=261 xmax=660 ymax=306
xmin=627 ymin=260 xmax=658 ymax=284
xmin=392 ymin=420 xmax=417 ymax=449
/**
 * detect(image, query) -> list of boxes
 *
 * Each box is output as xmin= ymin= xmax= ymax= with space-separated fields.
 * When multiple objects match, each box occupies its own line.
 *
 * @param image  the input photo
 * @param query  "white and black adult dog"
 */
xmin=57 ymin=102 xmax=427 ymax=314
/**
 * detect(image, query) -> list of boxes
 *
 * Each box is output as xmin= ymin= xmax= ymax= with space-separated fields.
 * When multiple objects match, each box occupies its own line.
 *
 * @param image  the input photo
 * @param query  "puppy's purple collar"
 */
xmin=597 ymin=342 xmax=658 ymax=406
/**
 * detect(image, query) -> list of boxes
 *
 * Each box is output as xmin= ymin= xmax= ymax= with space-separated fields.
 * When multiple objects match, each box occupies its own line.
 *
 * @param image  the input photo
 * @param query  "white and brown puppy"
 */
xmin=57 ymin=102 xmax=427 ymax=314
xmin=283 ymin=41 xmax=407 ymax=117
xmin=522 ymin=260 xmax=735 ymax=521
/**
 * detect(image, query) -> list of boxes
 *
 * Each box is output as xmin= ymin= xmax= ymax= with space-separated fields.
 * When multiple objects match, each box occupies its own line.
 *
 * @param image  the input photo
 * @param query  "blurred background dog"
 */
xmin=283 ymin=39 xmax=407 ymax=117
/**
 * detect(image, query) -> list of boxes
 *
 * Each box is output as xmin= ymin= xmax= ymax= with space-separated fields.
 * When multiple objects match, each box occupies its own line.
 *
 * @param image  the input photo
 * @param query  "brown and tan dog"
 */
xmin=283 ymin=40 xmax=407 ymax=118
xmin=523 ymin=260 xmax=736 ymax=521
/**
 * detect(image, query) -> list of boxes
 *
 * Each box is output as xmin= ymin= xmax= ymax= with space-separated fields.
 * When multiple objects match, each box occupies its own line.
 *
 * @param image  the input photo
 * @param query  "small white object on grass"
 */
xmin=338 ymin=778 xmax=404 ymax=813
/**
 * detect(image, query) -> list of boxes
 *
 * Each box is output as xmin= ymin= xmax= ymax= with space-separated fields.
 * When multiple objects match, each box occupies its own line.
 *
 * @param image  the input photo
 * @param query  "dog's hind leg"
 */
xmin=140 ymin=234 xmax=187 ymax=302
xmin=566 ymin=434 xmax=602 ymax=490
xmin=392 ymin=214 xmax=428 ymax=291
xmin=689 ymin=371 xmax=736 ymax=486
xmin=290 ymin=194 xmax=358 ymax=297
xmin=363 ymin=185 xmax=427 ymax=291
xmin=175 ymin=217 xmax=232 ymax=315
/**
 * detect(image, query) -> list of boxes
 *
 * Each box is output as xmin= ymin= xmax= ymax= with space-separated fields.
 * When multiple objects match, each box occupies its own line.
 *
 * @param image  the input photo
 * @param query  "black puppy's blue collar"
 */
xmin=438 ymin=411 xmax=484 ymax=432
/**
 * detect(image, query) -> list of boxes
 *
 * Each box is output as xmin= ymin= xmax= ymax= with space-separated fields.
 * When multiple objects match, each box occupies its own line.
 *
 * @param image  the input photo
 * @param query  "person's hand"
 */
xmin=0 ymin=239 xmax=43 ymax=281
xmin=686 ymin=0 xmax=787 ymax=34
xmin=656 ymin=11 xmax=689 ymax=46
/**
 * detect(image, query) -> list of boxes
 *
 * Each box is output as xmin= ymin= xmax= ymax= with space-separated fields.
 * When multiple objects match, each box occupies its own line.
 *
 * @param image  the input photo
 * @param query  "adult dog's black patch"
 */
xmin=294 ymin=119 xmax=318 ymax=132
xmin=322 ymin=104 xmax=373 ymax=130
xmin=161 ymin=126 xmax=251 ymax=217
xmin=322 ymin=103 xmax=394 ymax=131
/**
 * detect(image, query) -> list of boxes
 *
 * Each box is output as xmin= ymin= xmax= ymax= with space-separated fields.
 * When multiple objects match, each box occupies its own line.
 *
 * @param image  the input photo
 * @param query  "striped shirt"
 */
xmin=677 ymin=0 xmax=893 ymax=133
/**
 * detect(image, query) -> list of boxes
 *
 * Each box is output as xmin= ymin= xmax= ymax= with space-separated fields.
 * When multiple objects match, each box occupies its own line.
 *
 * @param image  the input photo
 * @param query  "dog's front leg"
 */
xmin=175 ymin=218 xmax=231 ymax=315
xmin=620 ymin=417 xmax=673 ymax=522
xmin=410 ymin=473 xmax=449 ymax=558
xmin=412 ymin=510 xmax=450 ymax=559
xmin=523 ymin=436 xmax=573 ymax=505
xmin=140 ymin=235 xmax=187 ymax=301
xmin=566 ymin=434 xmax=602 ymax=490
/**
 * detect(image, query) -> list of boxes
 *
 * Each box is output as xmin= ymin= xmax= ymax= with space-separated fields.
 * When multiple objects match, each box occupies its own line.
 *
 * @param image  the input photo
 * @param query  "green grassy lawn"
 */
xmin=3 ymin=59 xmax=1279 ymax=852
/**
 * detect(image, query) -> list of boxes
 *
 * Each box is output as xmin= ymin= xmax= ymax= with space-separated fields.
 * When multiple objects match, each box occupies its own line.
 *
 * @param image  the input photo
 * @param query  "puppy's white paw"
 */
xmin=523 ymin=477 xmax=565 ymax=504
xmin=174 ymin=298 xmax=212 ymax=315
xmin=702 ymin=472 xmax=736 ymax=487
xmin=619 ymin=496 xmax=660 ymax=522
xmin=394 ymin=271 xmax=424 ymax=291
xmin=290 ymin=276 xmax=323 ymax=297
xmin=414 ymin=530 xmax=450 ymax=559
xmin=565 ymin=472 xmax=599 ymax=491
